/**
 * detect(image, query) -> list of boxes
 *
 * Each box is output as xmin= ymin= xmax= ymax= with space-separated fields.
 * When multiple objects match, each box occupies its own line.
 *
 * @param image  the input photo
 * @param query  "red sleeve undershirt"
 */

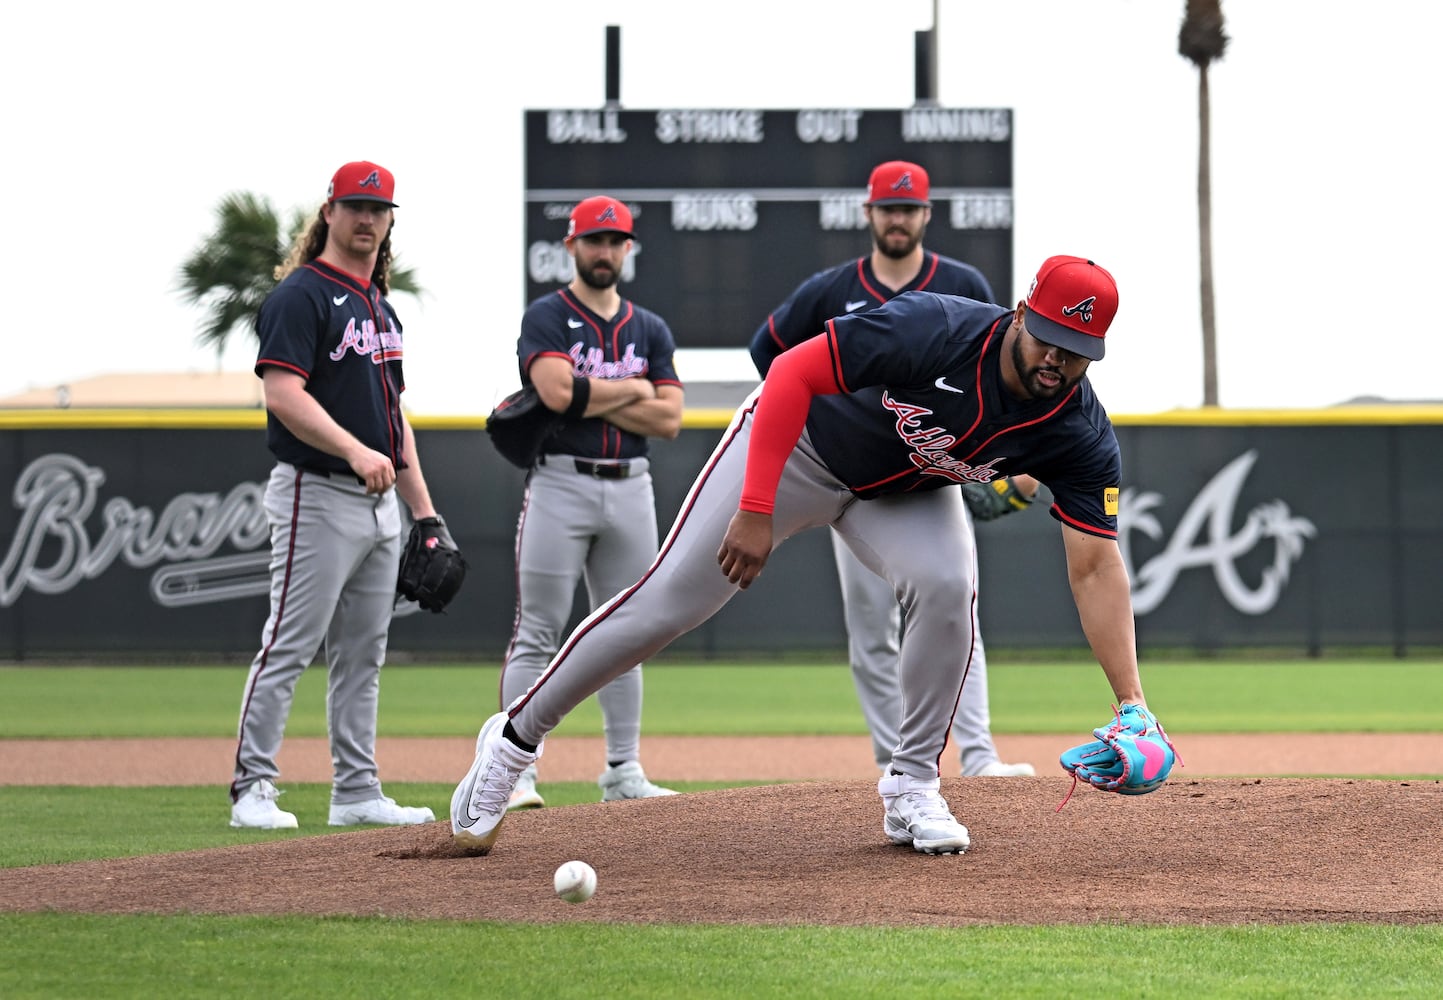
xmin=739 ymin=332 xmax=844 ymax=514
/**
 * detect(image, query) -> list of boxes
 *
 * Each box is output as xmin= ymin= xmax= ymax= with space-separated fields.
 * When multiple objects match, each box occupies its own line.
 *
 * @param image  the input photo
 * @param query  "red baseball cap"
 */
xmin=1024 ymin=256 xmax=1118 ymax=361
xmin=328 ymin=161 xmax=398 ymax=207
xmin=566 ymin=196 xmax=634 ymax=240
xmin=865 ymin=160 xmax=931 ymax=206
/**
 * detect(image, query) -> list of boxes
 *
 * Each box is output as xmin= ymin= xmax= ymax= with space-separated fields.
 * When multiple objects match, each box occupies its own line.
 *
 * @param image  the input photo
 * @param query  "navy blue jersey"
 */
xmin=750 ymin=251 xmax=994 ymax=377
xmin=518 ymin=289 xmax=683 ymax=461
xmin=254 ymin=260 xmax=407 ymax=474
xmin=807 ymin=291 xmax=1121 ymax=538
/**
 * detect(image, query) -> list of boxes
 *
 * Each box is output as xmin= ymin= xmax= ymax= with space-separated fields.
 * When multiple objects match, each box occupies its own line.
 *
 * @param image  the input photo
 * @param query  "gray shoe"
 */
xmin=451 ymin=712 xmax=541 ymax=854
xmin=878 ymin=772 xmax=970 ymax=854
xmin=598 ymin=761 xmax=677 ymax=801
xmin=329 ymin=796 xmax=435 ymax=826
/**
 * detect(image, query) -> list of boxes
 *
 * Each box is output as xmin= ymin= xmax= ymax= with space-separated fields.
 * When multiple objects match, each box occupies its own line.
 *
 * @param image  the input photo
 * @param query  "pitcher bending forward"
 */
xmin=452 ymin=255 xmax=1166 ymax=855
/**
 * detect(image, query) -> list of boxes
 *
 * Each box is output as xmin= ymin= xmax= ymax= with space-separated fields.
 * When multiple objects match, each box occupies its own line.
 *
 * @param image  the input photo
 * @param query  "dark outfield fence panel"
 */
xmin=1 ymin=409 xmax=1440 ymax=660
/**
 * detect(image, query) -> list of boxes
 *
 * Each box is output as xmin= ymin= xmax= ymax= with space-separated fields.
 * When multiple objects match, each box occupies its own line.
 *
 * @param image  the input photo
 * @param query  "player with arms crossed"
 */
xmin=500 ymin=196 xmax=684 ymax=810
xmin=230 ymin=161 xmax=447 ymax=830
xmin=752 ymin=160 xmax=1037 ymax=779
xmin=452 ymin=255 xmax=1176 ymax=855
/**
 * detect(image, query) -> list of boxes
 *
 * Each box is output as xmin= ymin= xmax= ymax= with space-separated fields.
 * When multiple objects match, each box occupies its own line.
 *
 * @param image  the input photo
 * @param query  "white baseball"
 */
xmin=553 ymin=860 xmax=597 ymax=903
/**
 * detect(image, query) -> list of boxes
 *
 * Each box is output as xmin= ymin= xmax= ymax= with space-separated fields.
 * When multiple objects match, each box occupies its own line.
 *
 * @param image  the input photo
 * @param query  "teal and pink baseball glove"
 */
xmin=1059 ymin=704 xmax=1180 ymax=798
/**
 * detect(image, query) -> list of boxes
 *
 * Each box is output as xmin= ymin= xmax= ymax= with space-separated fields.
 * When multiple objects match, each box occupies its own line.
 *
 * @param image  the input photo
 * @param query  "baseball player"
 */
xmin=751 ymin=160 xmax=1036 ymax=778
xmin=229 ymin=160 xmax=442 ymax=830
xmin=453 ymin=254 xmax=1155 ymax=856
xmin=500 ymin=195 xmax=684 ymax=810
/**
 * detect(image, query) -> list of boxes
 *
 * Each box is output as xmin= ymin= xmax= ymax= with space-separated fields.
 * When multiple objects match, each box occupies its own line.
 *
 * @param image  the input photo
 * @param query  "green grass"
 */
xmin=3 ymin=659 xmax=1440 ymax=738
xmin=1 ymin=916 xmax=1440 ymax=999
xmin=2 ymin=659 xmax=1440 ymax=996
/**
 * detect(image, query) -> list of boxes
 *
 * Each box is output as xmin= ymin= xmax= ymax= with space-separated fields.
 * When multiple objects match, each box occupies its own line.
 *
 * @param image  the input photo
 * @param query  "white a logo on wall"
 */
xmin=1119 ymin=450 xmax=1316 ymax=616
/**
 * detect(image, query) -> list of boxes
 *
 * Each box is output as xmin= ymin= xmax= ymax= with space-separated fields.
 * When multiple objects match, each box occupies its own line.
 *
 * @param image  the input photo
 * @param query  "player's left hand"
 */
xmin=718 ymin=510 xmax=773 ymax=589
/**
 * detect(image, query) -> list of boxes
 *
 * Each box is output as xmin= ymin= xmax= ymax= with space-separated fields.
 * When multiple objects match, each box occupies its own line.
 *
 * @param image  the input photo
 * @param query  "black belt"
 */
xmin=573 ymin=459 xmax=633 ymax=479
xmin=292 ymin=463 xmax=365 ymax=486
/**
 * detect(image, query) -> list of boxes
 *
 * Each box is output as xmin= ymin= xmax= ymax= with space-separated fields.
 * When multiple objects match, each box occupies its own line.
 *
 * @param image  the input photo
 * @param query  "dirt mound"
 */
xmin=5 ymin=777 xmax=1440 ymax=925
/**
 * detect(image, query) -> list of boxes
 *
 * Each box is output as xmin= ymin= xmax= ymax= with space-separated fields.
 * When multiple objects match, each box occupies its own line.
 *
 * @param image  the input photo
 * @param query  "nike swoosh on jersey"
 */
xmin=933 ymin=376 xmax=966 ymax=394
xmin=332 ymin=295 xmax=348 ymax=306
xmin=845 ymin=300 xmax=869 ymax=312
xmin=567 ymin=318 xmax=584 ymax=329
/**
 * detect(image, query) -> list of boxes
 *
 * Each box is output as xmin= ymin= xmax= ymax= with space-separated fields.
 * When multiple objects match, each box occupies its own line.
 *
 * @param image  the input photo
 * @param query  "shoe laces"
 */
xmin=900 ymin=788 xmax=955 ymax=825
xmin=252 ymin=780 xmax=283 ymax=802
xmin=471 ymin=748 xmax=530 ymax=815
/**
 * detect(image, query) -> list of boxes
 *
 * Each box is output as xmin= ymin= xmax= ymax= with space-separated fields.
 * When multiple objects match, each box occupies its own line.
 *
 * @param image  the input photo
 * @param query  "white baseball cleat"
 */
xmin=230 ymin=779 xmax=299 ymax=830
xmin=598 ymin=761 xmax=677 ymax=801
xmin=507 ymin=763 xmax=545 ymax=811
xmin=971 ymin=760 xmax=1037 ymax=777
xmin=878 ymin=772 xmax=970 ymax=854
xmin=328 ymin=796 xmax=435 ymax=826
xmin=451 ymin=712 xmax=541 ymax=854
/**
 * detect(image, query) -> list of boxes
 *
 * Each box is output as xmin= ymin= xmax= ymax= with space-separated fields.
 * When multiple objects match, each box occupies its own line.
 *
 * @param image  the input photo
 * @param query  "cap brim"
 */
xmin=567 ymin=227 xmax=634 ymax=240
xmin=865 ymin=197 xmax=930 ymax=207
xmin=1025 ymin=311 xmax=1106 ymax=361
xmin=333 ymin=195 xmax=398 ymax=207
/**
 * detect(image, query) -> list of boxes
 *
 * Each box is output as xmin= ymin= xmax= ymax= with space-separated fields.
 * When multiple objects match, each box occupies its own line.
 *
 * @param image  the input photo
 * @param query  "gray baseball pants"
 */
xmin=501 ymin=456 xmax=658 ymax=766
xmin=231 ymin=464 xmax=401 ymax=805
xmin=831 ymin=513 xmax=1006 ymax=775
xmin=508 ymin=403 xmax=979 ymax=780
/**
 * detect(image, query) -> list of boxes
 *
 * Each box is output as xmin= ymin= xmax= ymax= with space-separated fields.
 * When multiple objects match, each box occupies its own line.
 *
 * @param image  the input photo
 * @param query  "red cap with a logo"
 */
xmin=1024 ymin=256 xmax=1118 ymax=361
xmin=566 ymin=196 xmax=634 ymax=240
xmin=328 ymin=161 xmax=397 ymax=207
xmin=865 ymin=160 xmax=931 ymax=206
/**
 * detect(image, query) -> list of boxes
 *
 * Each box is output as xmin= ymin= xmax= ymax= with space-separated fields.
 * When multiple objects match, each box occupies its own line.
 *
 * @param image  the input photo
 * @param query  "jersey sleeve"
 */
xmin=642 ymin=310 xmax=683 ymax=388
xmin=749 ymin=268 xmax=834 ymax=377
xmin=1035 ymin=416 xmax=1122 ymax=538
xmin=517 ymin=295 xmax=571 ymax=379
xmin=254 ymin=281 xmax=325 ymax=379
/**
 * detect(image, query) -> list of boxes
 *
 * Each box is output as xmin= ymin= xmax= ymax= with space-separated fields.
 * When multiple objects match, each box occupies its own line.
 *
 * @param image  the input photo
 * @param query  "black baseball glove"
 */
xmin=961 ymin=476 xmax=1035 ymax=522
xmin=485 ymin=385 xmax=563 ymax=469
xmin=396 ymin=516 xmax=467 ymax=613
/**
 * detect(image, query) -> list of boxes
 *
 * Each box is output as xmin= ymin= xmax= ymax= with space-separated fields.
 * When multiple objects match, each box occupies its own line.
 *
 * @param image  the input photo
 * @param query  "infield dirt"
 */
xmin=1 ymin=735 xmax=1440 ymax=925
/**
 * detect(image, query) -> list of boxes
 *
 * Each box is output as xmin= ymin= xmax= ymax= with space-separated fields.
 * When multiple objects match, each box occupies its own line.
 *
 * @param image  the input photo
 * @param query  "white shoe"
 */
xmin=598 ymin=761 xmax=677 ymax=801
xmin=878 ymin=772 xmax=970 ymax=854
xmin=971 ymin=760 xmax=1037 ymax=777
xmin=451 ymin=712 xmax=541 ymax=854
xmin=329 ymin=796 xmax=435 ymax=826
xmin=507 ymin=763 xmax=545 ymax=811
xmin=230 ymin=779 xmax=298 ymax=830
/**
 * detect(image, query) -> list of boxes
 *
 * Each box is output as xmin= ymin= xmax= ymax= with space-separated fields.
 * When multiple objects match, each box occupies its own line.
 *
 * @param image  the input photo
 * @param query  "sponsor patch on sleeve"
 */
xmin=1104 ymin=487 xmax=1120 ymax=516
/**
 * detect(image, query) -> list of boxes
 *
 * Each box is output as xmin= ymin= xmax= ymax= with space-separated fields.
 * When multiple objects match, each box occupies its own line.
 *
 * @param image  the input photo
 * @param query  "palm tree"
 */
xmin=1178 ymin=0 xmax=1229 ymax=407
xmin=177 ymin=192 xmax=423 ymax=360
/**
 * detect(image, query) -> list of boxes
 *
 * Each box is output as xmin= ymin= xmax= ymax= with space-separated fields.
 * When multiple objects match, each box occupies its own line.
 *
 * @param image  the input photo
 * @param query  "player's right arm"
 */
xmin=260 ymin=368 xmax=396 ymax=494
xmin=719 ymin=334 xmax=841 ymax=588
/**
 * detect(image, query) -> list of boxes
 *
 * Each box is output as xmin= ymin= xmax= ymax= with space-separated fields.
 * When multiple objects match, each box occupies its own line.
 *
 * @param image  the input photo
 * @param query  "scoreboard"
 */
xmin=524 ymin=107 xmax=1014 ymax=348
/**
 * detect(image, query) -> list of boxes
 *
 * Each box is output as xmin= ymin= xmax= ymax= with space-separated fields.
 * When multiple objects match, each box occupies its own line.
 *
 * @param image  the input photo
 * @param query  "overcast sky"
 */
xmin=4 ymin=1 xmax=1437 ymax=414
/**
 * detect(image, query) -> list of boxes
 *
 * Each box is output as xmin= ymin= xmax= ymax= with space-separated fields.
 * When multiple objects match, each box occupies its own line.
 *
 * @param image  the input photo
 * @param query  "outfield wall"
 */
xmin=1 ymin=406 xmax=1439 ymax=660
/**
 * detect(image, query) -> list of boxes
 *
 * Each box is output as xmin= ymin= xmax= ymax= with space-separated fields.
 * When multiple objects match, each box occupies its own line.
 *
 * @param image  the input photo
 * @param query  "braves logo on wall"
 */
xmin=1118 ymin=450 xmax=1316 ymax=615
